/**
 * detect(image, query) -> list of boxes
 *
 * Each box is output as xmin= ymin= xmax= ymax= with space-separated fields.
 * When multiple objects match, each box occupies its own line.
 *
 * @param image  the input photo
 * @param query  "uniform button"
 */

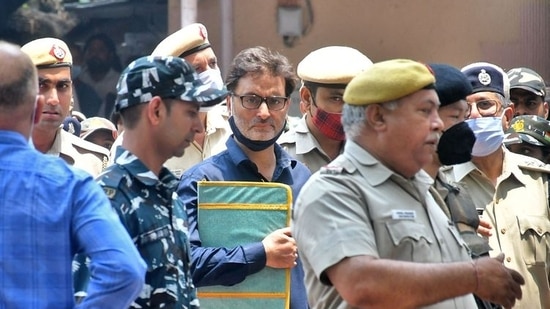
xmin=506 ymin=256 xmax=512 ymax=263
xmin=500 ymin=228 xmax=506 ymax=234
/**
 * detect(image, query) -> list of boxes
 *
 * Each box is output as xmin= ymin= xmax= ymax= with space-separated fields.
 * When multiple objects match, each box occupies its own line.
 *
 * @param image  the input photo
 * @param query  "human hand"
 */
xmin=262 ymin=226 xmax=297 ymax=269
xmin=473 ymin=253 xmax=524 ymax=309
xmin=477 ymin=216 xmax=493 ymax=237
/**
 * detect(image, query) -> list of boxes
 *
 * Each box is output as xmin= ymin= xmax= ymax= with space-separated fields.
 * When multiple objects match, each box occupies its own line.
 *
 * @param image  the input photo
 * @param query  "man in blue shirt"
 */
xmin=0 ymin=41 xmax=146 ymax=309
xmin=177 ymin=46 xmax=311 ymax=309
xmin=94 ymin=55 xmax=227 ymax=308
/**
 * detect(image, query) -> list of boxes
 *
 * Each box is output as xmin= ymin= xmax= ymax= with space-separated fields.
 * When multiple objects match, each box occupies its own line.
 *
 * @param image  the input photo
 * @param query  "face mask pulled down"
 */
xmin=228 ymin=116 xmax=286 ymax=152
xmin=465 ymin=117 xmax=505 ymax=157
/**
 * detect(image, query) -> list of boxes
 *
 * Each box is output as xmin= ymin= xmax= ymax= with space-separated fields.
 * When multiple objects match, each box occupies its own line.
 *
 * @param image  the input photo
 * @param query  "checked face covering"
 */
xmin=311 ymin=105 xmax=345 ymax=141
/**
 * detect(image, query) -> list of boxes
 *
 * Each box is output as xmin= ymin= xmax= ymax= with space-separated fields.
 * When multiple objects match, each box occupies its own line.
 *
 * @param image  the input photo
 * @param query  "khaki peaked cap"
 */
xmin=297 ymin=46 xmax=373 ymax=85
xmin=21 ymin=37 xmax=72 ymax=68
xmin=151 ymin=23 xmax=211 ymax=57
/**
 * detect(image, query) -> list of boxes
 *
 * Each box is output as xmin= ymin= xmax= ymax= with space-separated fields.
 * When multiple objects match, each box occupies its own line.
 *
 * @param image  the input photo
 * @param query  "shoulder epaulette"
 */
xmin=518 ymin=159 xmax=550 ymax=174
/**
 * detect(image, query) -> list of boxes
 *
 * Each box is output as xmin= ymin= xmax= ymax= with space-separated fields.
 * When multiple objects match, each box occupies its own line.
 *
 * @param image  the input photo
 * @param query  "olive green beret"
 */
xmin=21 ymin=37 xmax=72 ymax=69
xmin=151 ymin=23 xmax=211 ymax=58
xmin=297 ymin=46 xmax=373 ymax=86
xmin=344 ymin=59 xmax=435 ymax=105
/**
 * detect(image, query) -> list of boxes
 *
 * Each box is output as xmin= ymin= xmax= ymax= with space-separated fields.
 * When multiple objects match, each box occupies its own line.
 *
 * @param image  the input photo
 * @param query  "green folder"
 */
xmin=197 ymin=181 xmax=292 ymax=309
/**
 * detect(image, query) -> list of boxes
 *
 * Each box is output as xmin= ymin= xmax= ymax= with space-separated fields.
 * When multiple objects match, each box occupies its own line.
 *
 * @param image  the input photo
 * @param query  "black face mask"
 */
xmin=228 ymin=116 xmax=285 ymax=152
xmin=437 ymin=121 xmax=476 ymax=166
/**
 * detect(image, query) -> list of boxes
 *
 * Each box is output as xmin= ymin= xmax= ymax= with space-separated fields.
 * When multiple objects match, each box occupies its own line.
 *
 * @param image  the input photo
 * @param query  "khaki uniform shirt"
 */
xmin=46 ymin=128 xmax=109 ymax=176
xmin=292 ymin=141 xmax=476 ymax=309
xmin=443 ymin=148 xmax=550 ymax=309
xmin=278 ymin=116 xmax=342 ymax=173
xmin=109 ymin=108 xmax=230 ymax=178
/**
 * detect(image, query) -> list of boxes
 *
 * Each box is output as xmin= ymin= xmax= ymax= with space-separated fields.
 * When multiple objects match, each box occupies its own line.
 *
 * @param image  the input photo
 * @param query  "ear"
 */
xmin=146 ymin=96 xmax=164 ymax=126
xmin=543 ymin=101 xmax=549 ymax=119
xmin=502 ymin=105 xmax=514 ymax=130
xmin=33 ymin=95 xmax=44 ymax=125
xmin=226 ymin=95 xmax=233 ymax=116
xmin=365 ymin=104 xmax=388 ymax=131
xmin=299 ymin=86 xmax=312 ymax=115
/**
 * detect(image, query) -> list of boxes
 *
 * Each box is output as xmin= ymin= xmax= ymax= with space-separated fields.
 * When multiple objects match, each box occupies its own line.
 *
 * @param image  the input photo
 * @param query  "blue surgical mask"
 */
xmin=465 ymin=117 xmax=504 ymax=157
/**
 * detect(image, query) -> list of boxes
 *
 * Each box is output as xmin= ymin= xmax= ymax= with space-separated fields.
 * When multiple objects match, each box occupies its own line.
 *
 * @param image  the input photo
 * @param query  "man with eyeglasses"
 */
xmin=507 ymin=67 xmax=548 ymax=119
xmin=177 ymin=46 xmax=311 ymax=309
xmin=278 ymin=46 xmax=373 ymax=172
xmin=443 ymin=62 xmax=550 ymax=309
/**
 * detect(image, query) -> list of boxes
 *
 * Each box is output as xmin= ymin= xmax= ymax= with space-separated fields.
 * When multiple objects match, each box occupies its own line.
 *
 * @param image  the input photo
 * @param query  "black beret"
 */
xmin=429 ymin=63 xmax=472 ymax=107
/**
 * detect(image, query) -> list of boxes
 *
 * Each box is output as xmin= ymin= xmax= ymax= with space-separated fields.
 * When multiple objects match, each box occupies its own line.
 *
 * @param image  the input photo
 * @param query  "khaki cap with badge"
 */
xmin=151 ymin=23 xmax=211 ymax=58
xmin=344 ymin=59 xmax=435 ymax=105
xmin=80 ymin=117 xmax=118 ymax=141
xmin=21 ymin=37 xmax=72 ymax=68
xmin=297 ymin=46 xmax=373 ymax=87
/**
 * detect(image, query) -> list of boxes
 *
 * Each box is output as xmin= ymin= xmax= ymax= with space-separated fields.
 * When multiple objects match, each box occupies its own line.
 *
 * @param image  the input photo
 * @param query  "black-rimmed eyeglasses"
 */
xmin=231 ymin=93 xmax=289 ymax=111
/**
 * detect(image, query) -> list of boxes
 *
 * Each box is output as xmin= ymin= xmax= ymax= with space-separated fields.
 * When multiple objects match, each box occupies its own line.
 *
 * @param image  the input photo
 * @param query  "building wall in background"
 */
xmin=182 ymin=0 xmax=549 ymax=84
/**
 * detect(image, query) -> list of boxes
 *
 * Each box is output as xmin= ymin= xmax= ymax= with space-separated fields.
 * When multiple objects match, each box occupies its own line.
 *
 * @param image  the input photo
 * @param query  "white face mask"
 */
xmin=465 ymin=117 xmax=504 ymax=157
xmin=198 ymin=68 xmax=224 ymax=91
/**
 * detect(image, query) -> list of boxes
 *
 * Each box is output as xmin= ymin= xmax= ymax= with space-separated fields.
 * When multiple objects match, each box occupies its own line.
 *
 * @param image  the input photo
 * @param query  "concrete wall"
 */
xmin=179 ymin=0 xmax=549 ymax=83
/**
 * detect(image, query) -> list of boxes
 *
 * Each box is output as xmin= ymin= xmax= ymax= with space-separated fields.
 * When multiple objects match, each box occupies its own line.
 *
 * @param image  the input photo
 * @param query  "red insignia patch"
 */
xmin=198 ymin=25 xmax=208 ymax=40
xmin=49 ymin=44 xmax=66 ymax=61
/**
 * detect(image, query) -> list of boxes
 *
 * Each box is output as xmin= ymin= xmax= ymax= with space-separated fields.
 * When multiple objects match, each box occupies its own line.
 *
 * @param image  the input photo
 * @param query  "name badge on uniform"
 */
xmin=392 ymin=210 xmax=416 ymax=220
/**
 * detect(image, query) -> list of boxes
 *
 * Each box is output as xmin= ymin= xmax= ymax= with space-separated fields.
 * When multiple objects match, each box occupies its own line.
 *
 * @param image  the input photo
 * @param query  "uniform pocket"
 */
xmin=385 ymin=220 xmax=434 ymax=262
xmin=137 ymin=225 xmax=173 ymax=270
xmin=517 ymin=215 xmax=550 ymax=265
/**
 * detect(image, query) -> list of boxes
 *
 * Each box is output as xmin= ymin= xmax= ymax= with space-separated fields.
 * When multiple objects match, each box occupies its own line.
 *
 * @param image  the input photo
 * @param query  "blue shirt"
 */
xmin=95 ymin=147 xmax=199 ymax=309
xmin=177 ymin=137 xmax=311 ymax=309
xmin=0 ymin=131 xmax=146 ymax=309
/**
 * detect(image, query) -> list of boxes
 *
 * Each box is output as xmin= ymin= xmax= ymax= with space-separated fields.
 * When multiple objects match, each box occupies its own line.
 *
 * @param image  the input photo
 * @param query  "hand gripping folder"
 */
xmin=197 ymin=181 xmax=292 ymax=309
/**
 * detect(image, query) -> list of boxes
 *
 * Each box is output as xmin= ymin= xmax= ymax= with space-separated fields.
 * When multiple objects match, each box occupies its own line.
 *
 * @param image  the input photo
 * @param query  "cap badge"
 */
xmin=478 ymin=69 xmax=491 ymax=86
xmin=511 ymin=118 xmax=525 ymax=132
xmin=49 ymin=44 xmax=66 ymax=61
xmin=198 ymin=25 xmax=207 ymax=40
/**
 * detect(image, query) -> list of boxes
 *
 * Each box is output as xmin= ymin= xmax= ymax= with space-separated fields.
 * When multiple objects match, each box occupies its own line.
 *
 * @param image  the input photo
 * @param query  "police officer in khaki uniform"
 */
xmin=110 ymin=23 xmax=229 ymax=177
xmin=445 ymin=62 xmax=550 ymax=309
xmin=292 ymin=59 xmax=524 ymax=309
xmin=278 ymin=46 xmax=372 ymax=172
xmin=21 ymin=38 xmax=109 ymax=176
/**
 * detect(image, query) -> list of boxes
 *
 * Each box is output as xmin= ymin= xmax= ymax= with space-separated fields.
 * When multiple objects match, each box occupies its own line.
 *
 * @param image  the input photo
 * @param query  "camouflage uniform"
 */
xmin=74 ymin=146 xmax=197 ymax=309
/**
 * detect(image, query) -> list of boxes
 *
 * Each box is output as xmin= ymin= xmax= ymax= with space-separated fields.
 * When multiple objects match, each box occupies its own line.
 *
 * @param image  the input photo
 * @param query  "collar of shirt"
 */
xmin=114 ymin=146 xmax=179 ymax=190
xmin=205 ymin=108 xmax=230 ymax=136
xmin=225 ymin=136 xmax=297 ymax=180
xmin=451 ymin=147 xmax=527 ymax=187
xmin=343 ymin=140 xmax=434 ymax=197
xmin=0 ymin=130 xmax=30 ymax=148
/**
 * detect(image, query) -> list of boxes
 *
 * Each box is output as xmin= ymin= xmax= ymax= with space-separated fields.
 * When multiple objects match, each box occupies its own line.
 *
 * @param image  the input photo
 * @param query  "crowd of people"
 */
xmin=1 ymin=21 xmax=550 ymax=309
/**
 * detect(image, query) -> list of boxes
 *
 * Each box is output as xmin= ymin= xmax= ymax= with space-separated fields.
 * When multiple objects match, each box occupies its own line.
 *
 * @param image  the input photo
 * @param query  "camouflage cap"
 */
xmin=504 ymin=115 xmax=550 ymax=147
xmin=115 ymin=55 xmax=228 ymax=112
xmin=21 ymin=37 xmax=72 ymax=69
xmin=507 ymin=67 xmax=546 ymax=97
